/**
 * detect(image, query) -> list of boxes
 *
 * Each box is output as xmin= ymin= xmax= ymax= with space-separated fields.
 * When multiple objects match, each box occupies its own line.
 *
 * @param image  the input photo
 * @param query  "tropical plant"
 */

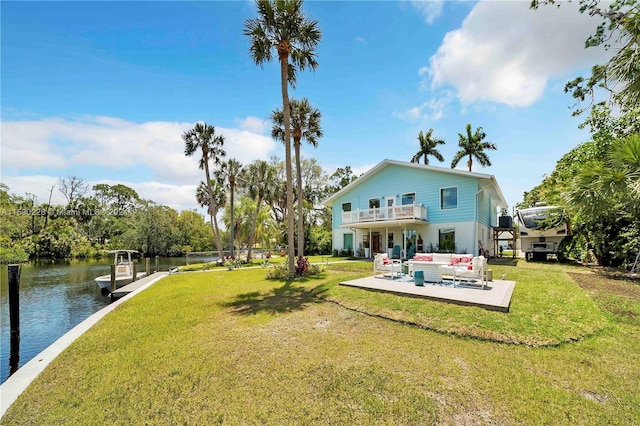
xmin=196 ymin=181 xmax=226 ymax=257
xmin=450 ymin=123 xmax=497 ymax=172
xmin=271 ymin=97 xmax=323 ymax=257
xmin=410 ymin=129 xmax=445 ymax=165
xmin=244 ymin=0 xmax=322 ymax=276
xmin=243 ymin=160 xmax=276 ymax=260
xmin=183 ymin=122 xmax=226 ymax=259
xmin=216 ymin=159 xmax=243 ymax=257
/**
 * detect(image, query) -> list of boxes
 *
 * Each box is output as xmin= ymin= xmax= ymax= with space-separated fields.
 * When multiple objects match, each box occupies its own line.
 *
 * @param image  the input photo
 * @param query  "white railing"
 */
xmin=341 ymin=204 xmax=427 ymax=224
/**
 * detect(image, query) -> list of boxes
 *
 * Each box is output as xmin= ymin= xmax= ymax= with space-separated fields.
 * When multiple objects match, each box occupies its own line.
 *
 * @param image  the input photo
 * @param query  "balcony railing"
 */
xmin=341 ymin=204 xmax=427 ymax=225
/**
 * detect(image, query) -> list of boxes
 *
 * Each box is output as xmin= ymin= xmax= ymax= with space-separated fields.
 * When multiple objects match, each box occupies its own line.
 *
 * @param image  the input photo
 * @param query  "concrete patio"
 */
xmin=340 ymin=274 xmax=515 ymax=312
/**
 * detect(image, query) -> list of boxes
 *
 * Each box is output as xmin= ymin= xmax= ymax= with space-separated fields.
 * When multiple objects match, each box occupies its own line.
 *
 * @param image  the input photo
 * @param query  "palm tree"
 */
xmin=196 ymin=181 xmax=226 ymax=258
xmin=271 ymin=97 xmax=322 ymax=257
xmin=183 ymin=123 xmax=226 ymax=259
xmin=216 ymin=159 xmax=243 ymax=258
xmin=451 ymin=123 xmax=497 ymax=172
xmin=245 ymin=0 xmax=321 ymax=275
xmin=243 ymin=160 xmax=275 ymax=261
xmin=411 ymin=129 xmax=445 ymax=165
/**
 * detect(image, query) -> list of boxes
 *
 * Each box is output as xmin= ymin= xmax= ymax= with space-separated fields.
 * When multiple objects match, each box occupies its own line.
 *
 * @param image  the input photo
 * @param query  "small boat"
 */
xmin=95 ymin=250 xmax=147 ymax=295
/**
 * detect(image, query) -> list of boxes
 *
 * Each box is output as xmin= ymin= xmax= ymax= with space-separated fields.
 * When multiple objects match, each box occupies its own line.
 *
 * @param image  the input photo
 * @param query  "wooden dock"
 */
xmin=111 ymin=271 xmax=170 ymax=301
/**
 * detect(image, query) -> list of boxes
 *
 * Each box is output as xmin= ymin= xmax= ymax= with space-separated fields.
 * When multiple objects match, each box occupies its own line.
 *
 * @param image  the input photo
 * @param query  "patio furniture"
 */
xmin=452 ymin=256 xmax=488 ymax=288
xmin=414 ymin=270 xmax=424 ymax=286
xmin=392 ymin=245 xmax=401 ymax=259
xmin=373 ymin=253 xmax=401 ymax=279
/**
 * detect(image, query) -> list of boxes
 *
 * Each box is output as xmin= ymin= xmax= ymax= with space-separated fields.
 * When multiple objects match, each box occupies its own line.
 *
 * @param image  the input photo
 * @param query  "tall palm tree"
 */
xmin=451 ymin=123 xmax=497 ymax=172
xmin=196 ymin=181 xmax=226 ymax=258
xmin=216 ymin=159 xmax=243 ymax=258
xmin=410 ymin=129 xmax=445 ymax=165
xmin=271 ymin=97 xmax=322 ymax=257
xmin=245 ymin=0 xmax=321 ymax=275
xmin=183 ymin=122 xmax=226 ymax=259
xmin=243 ymin=160 xmax=275 ymax=261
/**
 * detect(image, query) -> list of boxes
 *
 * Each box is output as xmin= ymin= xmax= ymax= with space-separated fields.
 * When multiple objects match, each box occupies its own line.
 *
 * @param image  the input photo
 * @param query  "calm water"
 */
xmin=0 ymin=257 xmax=186 ymax=384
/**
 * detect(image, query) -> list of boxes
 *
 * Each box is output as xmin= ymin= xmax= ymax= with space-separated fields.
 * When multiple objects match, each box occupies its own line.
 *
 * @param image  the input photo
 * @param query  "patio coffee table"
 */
xmin=416 ymin=262 xmax=443 ymax=283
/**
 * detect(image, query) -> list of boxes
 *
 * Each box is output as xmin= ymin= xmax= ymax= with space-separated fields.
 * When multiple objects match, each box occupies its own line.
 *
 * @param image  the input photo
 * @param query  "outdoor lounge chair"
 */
xmin=452 ymin=256 xmax=488 ymax=288
xmin=392 ymin=245 xmax=401 ymax=259
xmin=373 ymin=253 xmax=401 ymax=279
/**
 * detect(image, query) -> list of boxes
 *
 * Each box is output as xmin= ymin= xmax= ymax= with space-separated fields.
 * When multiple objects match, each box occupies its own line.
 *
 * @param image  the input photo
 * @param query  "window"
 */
xmin=342 ymin=202 xmax=351 ymax=212
xmin=439 ymin=228 xmax=455 ymax=252
xmin=440 ymin=187 xmax=458 ymax=210
xmin=343 ymin=233 xmax=353 ymax=251
xmin=401 ymin=192 xmax=415 ymax=205
xmin=369 ymin=198 xmax=380 ymax=209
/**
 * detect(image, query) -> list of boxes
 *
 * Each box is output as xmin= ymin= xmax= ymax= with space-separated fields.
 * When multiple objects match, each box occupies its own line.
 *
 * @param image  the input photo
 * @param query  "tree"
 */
xmin=58 ymin=176 xmax=88 ymax=206
xmin=243 ymin=160 xmax=275 ymax=260
xmin=245 ymin=0 xmax=321 ymax=275
xmin=410 ymin=129 xmax=445 ymax=165
xmin=183 ymin=122 xmax=226 ymax=260
xmin=327 ymin=166 xmax=358 ymax=195
xmin=450 ymin=124 xmax=497 ymax=172
xmin=271 ymin=97 xmax=323 ymax=257
xmin=196 ymin=181 xmax=226 ymax=258
xmin=564 ymin=134 xmax=640 ymax=266
xmin=531 ymin=0 xmax=640 ymax=114
xmin=216 ymin=159 xmax=243 ymax=258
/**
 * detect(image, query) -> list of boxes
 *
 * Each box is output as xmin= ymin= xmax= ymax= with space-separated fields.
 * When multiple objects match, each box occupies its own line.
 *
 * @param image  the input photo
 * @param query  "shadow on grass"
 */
xmin=222 ymin=277 xmax=330 ymax=316
xmin=488 ymin=257 xmax=519 ymax=267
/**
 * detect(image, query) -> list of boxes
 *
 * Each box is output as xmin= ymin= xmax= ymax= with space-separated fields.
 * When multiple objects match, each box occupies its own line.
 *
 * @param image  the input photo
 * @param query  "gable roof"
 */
xmin=323 ymin=159 xmax=508 ymax=208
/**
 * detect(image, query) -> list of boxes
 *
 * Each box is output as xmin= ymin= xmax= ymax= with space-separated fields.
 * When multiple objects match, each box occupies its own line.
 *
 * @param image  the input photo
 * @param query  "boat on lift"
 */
xmin=95 ymin=250 xmax=147 ymax=295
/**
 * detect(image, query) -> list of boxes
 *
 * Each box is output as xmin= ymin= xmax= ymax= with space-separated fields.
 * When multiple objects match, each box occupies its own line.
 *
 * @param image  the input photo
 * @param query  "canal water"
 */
xmin=0 ymin=257 xmax=186 ymax=384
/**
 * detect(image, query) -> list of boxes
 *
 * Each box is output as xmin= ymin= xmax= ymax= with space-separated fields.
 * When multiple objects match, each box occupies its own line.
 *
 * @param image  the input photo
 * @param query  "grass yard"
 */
xmin=3 ymin=260 xmax=639 ymax=424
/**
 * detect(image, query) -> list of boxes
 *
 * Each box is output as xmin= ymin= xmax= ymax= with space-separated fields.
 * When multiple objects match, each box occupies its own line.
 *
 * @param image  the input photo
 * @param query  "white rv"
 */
xmin=517 ymin=205 xmax=569 ymax=261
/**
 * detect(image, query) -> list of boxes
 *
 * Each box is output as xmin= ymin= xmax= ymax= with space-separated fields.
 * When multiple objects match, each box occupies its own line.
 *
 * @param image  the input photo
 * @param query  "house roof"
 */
xmin=323 ymin=159 xmax=508 ymax=208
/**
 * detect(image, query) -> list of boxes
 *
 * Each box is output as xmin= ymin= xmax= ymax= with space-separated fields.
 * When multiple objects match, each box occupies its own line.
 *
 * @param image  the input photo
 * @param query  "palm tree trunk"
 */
xmin=467 ymin=154 xmax=473 ymax=172
xmin=230 ymin=181 xmax=235 ymax=258
xmin=212 ymin=212 xmax=224 ymax=259
xmin=280 ymin=56 xmax=296 ymax=275
xmin=203 ymin=158 xmax=224 ymax=260
xmin=247 ymin=192 xmax=263 ymax=261
xmin=295 ymin=139 xmax=305 ymax=258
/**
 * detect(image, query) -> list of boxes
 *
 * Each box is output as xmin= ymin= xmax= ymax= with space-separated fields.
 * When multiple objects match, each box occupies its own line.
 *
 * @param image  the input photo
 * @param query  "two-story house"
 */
xmin=322 ymin=159 xmax=508 ymax=258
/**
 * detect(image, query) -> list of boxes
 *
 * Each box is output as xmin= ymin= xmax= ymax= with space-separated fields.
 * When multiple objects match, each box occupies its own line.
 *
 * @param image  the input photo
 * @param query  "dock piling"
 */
xmin=8 ymin=264 xmax=21 ymax=376
xmin=110 ymin=264 xmax=116 ymax=294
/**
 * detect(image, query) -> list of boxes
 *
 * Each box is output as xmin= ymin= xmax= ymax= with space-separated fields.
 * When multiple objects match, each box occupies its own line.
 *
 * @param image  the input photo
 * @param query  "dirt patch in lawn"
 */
xmin=567 ymin=270 xmax=640 ymax=300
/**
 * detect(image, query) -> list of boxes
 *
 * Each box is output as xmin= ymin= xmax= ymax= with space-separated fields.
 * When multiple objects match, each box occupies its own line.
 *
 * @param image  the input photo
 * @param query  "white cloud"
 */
xmin=425 ymin=0 xmax=611 ymax=107
xmin=410 ymin=0 xmax=444 ymax=25
xmin=1 ymin=115 xmax=279 ymax=211
xmin=394 ymin=92 xmax=452 ymax=122
xmin=235 ymin=116 xmax=268 ymax=134
xmin=355 ymin=36 xmax=366 ymax=43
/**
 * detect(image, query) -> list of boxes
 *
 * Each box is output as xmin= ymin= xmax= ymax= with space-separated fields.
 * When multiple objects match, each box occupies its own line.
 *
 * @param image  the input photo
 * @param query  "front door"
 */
xmin=372 ymin=233 xmax=383 ymax=255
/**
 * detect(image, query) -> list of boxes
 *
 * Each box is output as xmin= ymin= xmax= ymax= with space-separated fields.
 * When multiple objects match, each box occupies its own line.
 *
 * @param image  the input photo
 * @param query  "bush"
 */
xmin=266 ymin=256 xmax=321 ymax=280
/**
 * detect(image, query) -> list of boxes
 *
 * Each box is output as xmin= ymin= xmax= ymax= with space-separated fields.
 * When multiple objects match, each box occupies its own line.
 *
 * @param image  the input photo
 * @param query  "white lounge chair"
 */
xmin=452 ymin=256 xmax=488 ymax=288
xmin=373 ymin=253 xmax=401 ymax=279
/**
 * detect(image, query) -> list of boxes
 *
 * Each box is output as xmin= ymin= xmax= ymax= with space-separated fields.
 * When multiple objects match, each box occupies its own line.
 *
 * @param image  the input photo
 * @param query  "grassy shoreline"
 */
xmin=3 ymin=260 xmax=639 ymax=424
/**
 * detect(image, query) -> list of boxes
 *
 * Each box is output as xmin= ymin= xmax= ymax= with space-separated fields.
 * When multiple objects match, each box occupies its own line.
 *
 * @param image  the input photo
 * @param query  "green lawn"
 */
xmin=3 ymin=260 xmax=639 ymax=424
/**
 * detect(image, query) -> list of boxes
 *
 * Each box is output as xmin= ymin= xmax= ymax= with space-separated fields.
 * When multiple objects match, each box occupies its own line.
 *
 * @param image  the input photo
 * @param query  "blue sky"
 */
xmin=2 ymin=1 xmax=612 ymax=213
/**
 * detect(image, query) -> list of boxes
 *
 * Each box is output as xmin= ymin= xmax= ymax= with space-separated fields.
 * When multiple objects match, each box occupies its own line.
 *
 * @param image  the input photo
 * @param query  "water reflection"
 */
xmin=0 ymin=257 xmax=185 ymax=384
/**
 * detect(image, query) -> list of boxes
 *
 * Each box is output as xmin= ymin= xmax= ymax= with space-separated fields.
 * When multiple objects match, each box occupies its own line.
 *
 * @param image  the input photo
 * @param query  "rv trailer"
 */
xmin=517 ymin=205 xmax=569 ymax=261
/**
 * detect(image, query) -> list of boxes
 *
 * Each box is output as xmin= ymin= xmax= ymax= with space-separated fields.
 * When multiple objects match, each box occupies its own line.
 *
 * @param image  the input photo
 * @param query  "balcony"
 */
xmin=341 ymin=204 xmax=428 ymax=225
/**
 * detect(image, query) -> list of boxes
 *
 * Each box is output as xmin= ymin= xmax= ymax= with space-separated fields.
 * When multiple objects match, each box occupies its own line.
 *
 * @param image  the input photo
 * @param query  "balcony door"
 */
xmin=386 ymin=196 xmax=395 ymax=218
